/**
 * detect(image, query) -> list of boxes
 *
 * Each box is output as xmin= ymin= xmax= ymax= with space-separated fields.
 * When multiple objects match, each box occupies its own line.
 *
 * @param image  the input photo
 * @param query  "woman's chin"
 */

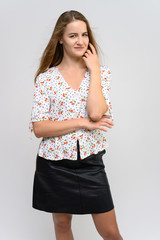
xmin=71 ymin=53 xmax=84 ymax=59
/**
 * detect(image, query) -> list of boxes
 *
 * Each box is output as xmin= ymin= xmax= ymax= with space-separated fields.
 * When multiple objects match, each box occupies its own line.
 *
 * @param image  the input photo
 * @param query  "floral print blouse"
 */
xmin=29 ymin=65 xmax=114 ymax=161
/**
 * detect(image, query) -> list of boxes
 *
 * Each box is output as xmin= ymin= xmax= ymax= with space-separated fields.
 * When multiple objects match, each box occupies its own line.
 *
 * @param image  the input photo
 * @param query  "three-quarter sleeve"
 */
xmin=29 ymin=73 xmax=51 ymax=138
xmin=101 ymin=65 xmax=114 ymax=121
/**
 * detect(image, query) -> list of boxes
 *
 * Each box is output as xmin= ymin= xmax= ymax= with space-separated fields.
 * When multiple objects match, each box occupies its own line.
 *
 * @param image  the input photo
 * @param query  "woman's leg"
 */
xmin=52 ymin=213 xmax=74 ymax=240
xmin=91 ymin=209 xmax=123 ymax=240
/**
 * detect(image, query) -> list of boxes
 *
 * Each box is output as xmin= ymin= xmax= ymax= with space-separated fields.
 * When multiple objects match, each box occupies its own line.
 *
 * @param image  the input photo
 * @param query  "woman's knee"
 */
xmin=102 ymin=227 xmax=123 ymax=240
xmin=52 ymin=213 xmax=72 ymax=232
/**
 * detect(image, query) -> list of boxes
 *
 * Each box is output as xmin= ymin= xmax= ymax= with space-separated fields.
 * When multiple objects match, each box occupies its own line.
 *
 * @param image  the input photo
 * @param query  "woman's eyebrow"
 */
xmin=68 ymin=32 xmax=88 ymax=35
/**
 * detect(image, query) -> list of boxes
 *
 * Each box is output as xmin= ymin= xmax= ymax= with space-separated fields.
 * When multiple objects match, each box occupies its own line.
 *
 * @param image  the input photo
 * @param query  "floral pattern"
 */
xmin=29 ymin=65 xmax=114 ymax=160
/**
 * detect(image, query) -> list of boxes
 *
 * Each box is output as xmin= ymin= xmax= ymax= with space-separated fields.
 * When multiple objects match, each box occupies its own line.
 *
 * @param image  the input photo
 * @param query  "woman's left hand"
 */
xmin=82 ymin=43 xmax=100 ymax=72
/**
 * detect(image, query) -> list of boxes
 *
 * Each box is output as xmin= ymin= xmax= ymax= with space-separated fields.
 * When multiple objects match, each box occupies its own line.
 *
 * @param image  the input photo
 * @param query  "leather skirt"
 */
xmin=32 ymin=139 xmax=114 ymax=214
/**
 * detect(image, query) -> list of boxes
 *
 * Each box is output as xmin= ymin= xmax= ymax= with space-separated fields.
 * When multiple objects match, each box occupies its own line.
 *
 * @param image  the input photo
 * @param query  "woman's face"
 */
xmin=60 ymin=20 xmax=89 ymax=59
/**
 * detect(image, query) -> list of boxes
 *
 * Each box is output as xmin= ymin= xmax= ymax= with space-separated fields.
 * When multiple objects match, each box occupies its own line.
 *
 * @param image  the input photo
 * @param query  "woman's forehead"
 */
xmin=65 ymin=20 xmax=87 ymax=33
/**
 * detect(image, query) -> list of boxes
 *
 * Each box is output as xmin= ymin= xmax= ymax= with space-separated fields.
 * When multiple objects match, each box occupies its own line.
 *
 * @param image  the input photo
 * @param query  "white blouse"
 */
xmin=29 ymin=65 xmax=114 ymax=160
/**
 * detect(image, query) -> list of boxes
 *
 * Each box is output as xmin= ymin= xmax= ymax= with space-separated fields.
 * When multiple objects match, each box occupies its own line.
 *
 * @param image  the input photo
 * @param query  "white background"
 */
xmin=0 ymin=0 xmax=160 ymax=239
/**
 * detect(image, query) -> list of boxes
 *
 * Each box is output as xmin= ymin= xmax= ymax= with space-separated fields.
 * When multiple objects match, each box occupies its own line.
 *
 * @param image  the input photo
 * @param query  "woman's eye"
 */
xmin=70 ymin=34 xmax=88 ymax=38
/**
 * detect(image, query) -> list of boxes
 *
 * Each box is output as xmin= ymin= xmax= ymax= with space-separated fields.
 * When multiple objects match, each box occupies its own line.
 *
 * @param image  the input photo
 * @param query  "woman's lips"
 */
xmin=75 ymin=47 xmax=84 ymax=50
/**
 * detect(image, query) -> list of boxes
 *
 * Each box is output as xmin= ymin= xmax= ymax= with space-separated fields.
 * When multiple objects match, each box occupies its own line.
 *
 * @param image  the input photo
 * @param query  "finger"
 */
xmin=83 ymin=52 xmax=89 ymax=57
xmin=86 ymin=49 xmax=92 ymax=55
xmin=102 ymin=128 xmax=108 ymax=132
xmin=100 ymin=118 xmax=114 ymax=126
xmin=109 ymin=120 xmax=114 ymax=125
xmin=98 ymin=127 xmax=108 ymax=132
xmin=102 ymin=115 xmax=111 ymax=118
xmin=105 ymin=121 xmax=114 ymax=127
xmin=105 ymin=120 xmax=114 ymax=126
xmin=89 ymin=43 xmax=96 ymax=54
xmin=106 ymin=124 xmax=113 ymax=128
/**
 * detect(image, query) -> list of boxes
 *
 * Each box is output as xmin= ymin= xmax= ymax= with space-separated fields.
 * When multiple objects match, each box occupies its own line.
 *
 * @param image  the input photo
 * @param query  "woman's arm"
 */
xmin=33 ymin=118 xmax=86 ymax=138
xmin=33 ymin=115 xmax=114 ymax=138
xmin=86 ymin=68 xmax=108 ymax=121
xmin=82 ymin=43 xmax=109 ymax=122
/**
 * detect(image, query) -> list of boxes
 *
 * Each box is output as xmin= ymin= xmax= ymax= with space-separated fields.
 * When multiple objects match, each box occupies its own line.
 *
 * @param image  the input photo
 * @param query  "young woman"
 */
xmin=29 ymin=10 xmax=123 ymax=240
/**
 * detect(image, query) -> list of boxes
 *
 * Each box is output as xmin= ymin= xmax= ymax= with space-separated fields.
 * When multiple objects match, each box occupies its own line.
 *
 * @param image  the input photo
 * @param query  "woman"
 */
xmin=29 ymin=10 xmax=123 ymax=240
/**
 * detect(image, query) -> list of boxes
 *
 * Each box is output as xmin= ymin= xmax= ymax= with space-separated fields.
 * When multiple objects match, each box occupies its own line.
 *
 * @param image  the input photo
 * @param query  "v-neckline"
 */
xmin=54 ymin=66 xmax=88 ymax=92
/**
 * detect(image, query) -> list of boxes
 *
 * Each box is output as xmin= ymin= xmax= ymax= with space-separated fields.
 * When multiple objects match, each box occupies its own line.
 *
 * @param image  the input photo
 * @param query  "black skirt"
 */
xmin=32 ymin=139 xmax=114 ymax=214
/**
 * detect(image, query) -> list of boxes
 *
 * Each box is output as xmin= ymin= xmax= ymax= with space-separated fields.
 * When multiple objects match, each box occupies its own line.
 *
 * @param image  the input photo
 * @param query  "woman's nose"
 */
xmin=76 ymin=37 xmax=83 ymax=44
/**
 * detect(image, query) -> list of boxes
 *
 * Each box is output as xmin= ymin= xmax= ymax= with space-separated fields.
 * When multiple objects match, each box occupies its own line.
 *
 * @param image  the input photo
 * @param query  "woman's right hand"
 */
xmin=83 ymin=115 xmax=114 ymax=132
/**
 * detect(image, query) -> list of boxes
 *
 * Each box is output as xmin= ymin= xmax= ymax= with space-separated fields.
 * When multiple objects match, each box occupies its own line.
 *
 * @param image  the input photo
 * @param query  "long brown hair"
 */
xmin=34 ymin=10 xmax=102 ymax=83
